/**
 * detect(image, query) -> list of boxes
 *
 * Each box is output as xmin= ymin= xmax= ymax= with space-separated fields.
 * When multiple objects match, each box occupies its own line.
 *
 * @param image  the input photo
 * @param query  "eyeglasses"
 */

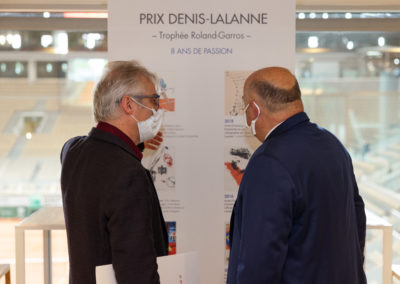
xmin=131 ymin=94 xmax=160 ymax=107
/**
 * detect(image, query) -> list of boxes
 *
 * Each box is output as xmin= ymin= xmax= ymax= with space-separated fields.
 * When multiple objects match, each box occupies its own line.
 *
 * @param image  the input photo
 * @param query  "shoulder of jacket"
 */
xmin=60 ymin=136 xmax=86 ymax=163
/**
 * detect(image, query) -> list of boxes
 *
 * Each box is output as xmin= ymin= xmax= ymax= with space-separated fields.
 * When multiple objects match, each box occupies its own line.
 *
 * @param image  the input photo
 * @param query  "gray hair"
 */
xmin=246 ymin=79 xmax=301 ymax=112
xmin=93 ymin=60 xmax=157 ymax=122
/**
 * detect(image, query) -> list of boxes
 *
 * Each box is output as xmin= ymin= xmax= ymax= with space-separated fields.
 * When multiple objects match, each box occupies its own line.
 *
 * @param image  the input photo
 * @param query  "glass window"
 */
xmin=0 ymin=30 xmax=107 ymax=52
xmin=37 ymin=61 xmax=67 ymax=78
xmin=0 ymin=61 xmax=28 ymax=78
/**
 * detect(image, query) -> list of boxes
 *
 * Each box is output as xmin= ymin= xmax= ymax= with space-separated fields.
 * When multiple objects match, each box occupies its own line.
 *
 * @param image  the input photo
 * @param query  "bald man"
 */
xmin=227 ymin=67 xmax=366 ymax=284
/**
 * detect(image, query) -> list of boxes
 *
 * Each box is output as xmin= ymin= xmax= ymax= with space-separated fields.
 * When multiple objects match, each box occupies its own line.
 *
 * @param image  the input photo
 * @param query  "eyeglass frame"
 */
xmin=129 ymin=93 xmax=160 ymax=108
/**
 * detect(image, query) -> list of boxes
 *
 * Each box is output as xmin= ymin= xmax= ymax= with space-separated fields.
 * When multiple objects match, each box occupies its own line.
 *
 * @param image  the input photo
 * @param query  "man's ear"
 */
xmin=248 ymin=101 xmax=260 ymax=120
xmin=121 ymin=95 xmax=136 ymax=115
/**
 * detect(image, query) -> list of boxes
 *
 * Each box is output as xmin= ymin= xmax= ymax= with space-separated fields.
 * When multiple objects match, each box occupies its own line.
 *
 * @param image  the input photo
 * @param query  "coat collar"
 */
xmin=96 ymin=122 xmax=143 ymax=160
xmin=88 ymin=127 xmax=141 ymax=162
xmin=267 ymin=112 xmax=310 ymax=140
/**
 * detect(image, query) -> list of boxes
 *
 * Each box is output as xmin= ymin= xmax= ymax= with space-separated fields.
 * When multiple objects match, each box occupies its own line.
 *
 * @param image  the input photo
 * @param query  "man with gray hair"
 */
xmin=227 ymin=67 xmax=366 ymax=283
xmin=60 ymin=60 xmax=168 ymax=283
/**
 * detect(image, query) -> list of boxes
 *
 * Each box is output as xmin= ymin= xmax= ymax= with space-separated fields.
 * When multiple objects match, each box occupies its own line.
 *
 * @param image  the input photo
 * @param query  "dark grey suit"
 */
xmin=61 ymin=127 xmax=168 ymax=284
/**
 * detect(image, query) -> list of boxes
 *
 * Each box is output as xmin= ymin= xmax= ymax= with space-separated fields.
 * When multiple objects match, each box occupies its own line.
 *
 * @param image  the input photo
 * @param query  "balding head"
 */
xmin=244 ymin=67 xmax=302 ymax=112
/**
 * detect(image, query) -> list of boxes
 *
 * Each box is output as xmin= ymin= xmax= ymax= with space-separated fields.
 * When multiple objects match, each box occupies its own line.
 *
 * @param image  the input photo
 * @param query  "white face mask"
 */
xmin=243 ymin=101 xmax=260 ymax=136
xmin=130 ymin=97 xmax=164 ymax=143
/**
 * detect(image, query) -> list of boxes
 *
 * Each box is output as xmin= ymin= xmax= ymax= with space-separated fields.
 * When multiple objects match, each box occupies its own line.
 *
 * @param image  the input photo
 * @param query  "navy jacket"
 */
xmin=60 ymin=127 xmax=168 ymax=284
xmin=227 ymin=112 xmax=366 ymax=284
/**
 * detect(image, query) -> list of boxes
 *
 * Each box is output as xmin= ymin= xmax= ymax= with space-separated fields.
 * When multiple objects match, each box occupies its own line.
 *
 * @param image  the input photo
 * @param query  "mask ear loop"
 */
xmin=130 ymin=96 xmax=157 ymax=115
xmin=128 ymin=97 xmax=139 ymax=122
xmin=250 ymin=101 xmax=261 ymax=135
xmin=130 ymin=114 xmax=139 ymax=122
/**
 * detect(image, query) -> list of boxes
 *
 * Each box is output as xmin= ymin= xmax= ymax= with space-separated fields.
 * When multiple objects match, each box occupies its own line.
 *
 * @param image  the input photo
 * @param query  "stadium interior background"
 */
xmin=1 ymin=1 xmax=400 ymax=283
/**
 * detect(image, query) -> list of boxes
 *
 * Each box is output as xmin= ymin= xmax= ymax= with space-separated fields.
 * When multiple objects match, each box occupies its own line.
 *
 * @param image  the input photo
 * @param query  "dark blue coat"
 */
xmin=227 ymin=112 xmax=366 ymax=284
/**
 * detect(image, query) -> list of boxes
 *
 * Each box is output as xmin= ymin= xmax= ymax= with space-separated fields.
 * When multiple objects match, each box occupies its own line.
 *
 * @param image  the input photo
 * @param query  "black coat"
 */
xmin=60 ymin=127 xmax=168 ymax=284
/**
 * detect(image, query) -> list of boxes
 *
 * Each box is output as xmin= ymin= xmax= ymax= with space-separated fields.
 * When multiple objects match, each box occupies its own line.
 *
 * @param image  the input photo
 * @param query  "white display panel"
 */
xmin=108 ymin=1 xmax=295 ymax=283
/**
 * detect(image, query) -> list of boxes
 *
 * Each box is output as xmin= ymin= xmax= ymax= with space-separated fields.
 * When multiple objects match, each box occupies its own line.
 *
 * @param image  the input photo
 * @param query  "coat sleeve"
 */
xmin=235 ymin=155 xmax=295 ymax=284
xmin=352 ymin=171 xmax=366 ymax=261
xmin=105 ymin=167 xmax=159 ymax=284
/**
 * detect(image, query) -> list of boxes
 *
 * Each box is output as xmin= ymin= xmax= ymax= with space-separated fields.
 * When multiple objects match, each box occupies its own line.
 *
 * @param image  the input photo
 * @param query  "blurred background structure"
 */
xmin=1 ymin=2 xmax=400 ymax=283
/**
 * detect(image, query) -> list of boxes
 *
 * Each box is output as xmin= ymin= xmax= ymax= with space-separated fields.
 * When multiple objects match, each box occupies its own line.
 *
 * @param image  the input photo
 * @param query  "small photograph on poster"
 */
xmin=225 ymin=223 xmax=230 ymax=264
xmin=146 ymin=145 xmax=176 ymax=191
xmin=166 ymin=221 xmax=177 ymax=255
xmin=156 ymin=72 xmax=176 ymax=112
xmin=224 ymin=70 xmax=252 ymax=116
xmin=224 ymin=146 xmax=252 ymax=191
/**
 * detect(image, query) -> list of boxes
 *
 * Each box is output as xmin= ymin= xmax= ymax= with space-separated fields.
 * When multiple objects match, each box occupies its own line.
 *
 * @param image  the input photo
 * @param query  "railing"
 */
xmin=13 ymin=207 xmax=395 ymax=283
xmin=366 ymin=209 xmax=393 ymax=284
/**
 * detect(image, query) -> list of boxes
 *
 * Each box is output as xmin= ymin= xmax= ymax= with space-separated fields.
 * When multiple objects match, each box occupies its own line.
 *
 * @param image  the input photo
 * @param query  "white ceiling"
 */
xmin=0 ymin=0 xmax=399 ymax=11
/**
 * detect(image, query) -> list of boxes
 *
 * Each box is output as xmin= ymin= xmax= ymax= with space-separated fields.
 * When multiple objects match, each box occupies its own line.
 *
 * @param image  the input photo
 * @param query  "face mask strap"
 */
xmin=130 ymin=97 xmax=156 ymax=114
xmin=130 ymin=114 xmax=138 ymax=122
xmin=244 ymin=101 xmax=260 ymax=136
xmin=252 ymin=102 xmax=261 ymax=135
xmin=253 ymin=101 xmax=261 ymax=120
xmin=244 ymin=101 xmax=260 ymax=126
